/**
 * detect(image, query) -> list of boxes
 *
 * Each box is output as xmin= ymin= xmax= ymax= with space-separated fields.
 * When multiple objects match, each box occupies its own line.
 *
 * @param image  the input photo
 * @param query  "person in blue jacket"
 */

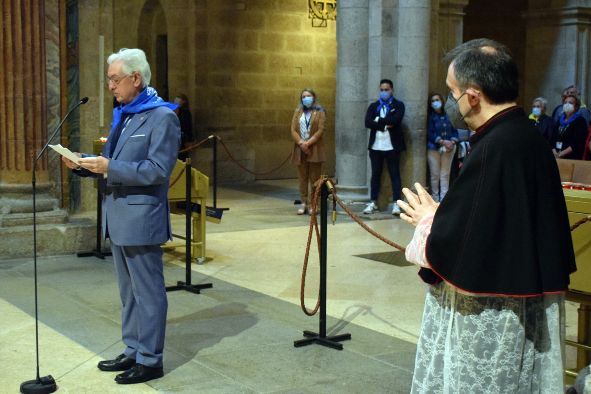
xmin=426 ymin=93 xmax=459 ymax=202
xmin=63 ymin=48 xmax=179 ymax=385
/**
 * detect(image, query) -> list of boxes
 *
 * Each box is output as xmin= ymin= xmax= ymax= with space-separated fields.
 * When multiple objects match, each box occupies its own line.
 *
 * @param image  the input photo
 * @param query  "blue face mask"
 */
xmin=302 ymin=96 xmax=314 ymax=108
xmin=532 ymin=107 xmax=542 ymax=117
xmin=431 ymin=100 xmax=442 ymax=110
xmin=379 ymin=91 xmax=392 ymax=101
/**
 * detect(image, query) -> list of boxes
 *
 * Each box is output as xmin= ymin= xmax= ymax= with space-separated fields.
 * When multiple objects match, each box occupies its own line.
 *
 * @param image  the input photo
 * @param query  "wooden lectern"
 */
xmin=165 ymin=159 xmax=210 ymax=263
xmin=558 ymin=159 xmax=591 ymax=377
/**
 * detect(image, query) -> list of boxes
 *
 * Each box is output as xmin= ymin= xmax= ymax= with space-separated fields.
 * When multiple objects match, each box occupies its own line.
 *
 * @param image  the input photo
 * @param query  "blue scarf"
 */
xmin=376 ymin=97 xmax=394 ymax=115
xmin=110 ymin=87 xmax=177 ymax=132
xmin=558 ymin=111 xmax=579 ymax=129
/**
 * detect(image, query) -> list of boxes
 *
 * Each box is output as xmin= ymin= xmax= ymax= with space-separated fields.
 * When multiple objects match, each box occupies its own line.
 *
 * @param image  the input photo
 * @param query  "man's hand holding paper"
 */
xmin=78 ymin=156 xmax=110 ymax=174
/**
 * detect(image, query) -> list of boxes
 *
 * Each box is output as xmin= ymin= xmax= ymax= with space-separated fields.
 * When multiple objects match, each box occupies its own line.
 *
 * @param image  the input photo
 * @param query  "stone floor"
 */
xmin=0 ymin=179 xmax=581 ymax=393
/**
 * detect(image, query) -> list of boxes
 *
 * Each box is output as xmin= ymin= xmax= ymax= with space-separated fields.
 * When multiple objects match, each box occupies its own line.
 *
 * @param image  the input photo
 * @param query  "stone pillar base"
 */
xmin=0 ymin=217 xmax=97 ymax=258
xmin=333 ymin=184 xmax=370 ymax=214
xmin=0 ymin=183 xmax=97 ymax=258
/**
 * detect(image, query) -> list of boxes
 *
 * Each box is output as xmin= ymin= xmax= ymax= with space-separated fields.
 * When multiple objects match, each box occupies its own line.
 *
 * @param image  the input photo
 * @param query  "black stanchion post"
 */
xmin=166 ymin=158 xmax=212 ymax=295
xmin=184 ymin=158 xmax=192 ymax=284
xmin=212 ymin=136 xmax=217 ymax=209
xmin=294 ymin=180 xmax=351 ymax=350
xmin=210 ymin=135 xmax=229 ymax=212
xmin=77 ymin=178 xmax=111 ymax=259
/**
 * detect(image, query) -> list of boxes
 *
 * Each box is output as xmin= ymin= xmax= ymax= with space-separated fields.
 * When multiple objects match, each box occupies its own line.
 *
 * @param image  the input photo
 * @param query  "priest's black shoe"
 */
xmin=115 ymin=364 xmax=164 ymax=384
xmin=97 ymin=354 xmax=136 ymax=372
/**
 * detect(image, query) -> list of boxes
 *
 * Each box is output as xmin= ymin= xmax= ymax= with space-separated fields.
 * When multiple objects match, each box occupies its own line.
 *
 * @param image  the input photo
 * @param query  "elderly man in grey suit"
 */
xmin=63 ymin=48 xmax=180 ymax=385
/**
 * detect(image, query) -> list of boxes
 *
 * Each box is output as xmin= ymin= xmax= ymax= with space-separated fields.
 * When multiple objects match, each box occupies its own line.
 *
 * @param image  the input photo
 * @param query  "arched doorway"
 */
xmin=138 ymin=0 xmax=169 ymax=100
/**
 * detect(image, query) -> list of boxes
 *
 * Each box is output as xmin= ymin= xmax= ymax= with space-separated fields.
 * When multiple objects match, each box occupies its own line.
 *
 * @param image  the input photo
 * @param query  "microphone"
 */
xmin=21 ymin=96 xmax=88 ymax=394
xmin=35 ymin=97 xmax=89 ymax=162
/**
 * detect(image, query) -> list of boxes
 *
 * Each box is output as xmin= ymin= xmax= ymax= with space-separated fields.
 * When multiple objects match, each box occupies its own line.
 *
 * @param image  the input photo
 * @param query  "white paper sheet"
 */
xmin=48 ymin=144 xmax=80 ymax=165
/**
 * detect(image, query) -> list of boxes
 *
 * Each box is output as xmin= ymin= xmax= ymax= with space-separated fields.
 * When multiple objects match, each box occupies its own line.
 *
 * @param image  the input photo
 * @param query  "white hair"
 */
xmin=533 ymin=96 xmax=547 ymax=108
xmin=107 ymin=48 xmax=151 ymax=87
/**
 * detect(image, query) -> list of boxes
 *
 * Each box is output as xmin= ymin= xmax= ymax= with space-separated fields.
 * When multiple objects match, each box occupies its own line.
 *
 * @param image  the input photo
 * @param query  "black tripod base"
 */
xmin=20 ymin=375 xmax=57 ymax=394
xmin=293 ymin=330 xmax=351 ymax=350
xmin=166 ymin=281 xmax=212 ymax=294
xmin=76 ymin=250 xmax=112 ymax=259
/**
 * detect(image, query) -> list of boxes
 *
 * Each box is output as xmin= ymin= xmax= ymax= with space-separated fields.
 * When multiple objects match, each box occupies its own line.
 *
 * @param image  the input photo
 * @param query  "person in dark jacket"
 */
xmin=551 ymin=94 xmax=589 ymax=159
xmin=528 ymin=96 xmax=553 ymax=142
xmin=174 ymin=93 xmax=194 ymax=160
xmin=551 ymin=85 xmax=591 ymax=126
xmin=363 ymin=79 xmax=405 ymax=215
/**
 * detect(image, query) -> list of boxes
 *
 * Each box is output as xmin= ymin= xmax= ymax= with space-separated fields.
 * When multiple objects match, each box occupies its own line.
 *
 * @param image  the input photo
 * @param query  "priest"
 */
xmin=399 ymin=38 xmax=576 ymax=393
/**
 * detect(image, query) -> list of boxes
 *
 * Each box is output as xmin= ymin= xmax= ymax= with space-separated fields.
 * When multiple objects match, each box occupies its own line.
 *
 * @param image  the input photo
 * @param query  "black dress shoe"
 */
xmin=97 ymin=354 xmax=136 ymax=372
xmin=115 ymin=364 xmax=164 ymax=384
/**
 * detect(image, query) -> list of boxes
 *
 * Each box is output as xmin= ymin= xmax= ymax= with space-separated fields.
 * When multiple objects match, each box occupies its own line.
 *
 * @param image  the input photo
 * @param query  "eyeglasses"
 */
xmin=106 ymin=74 xmax=131 ymax=86
xmin=447 ymin=91 xmax=466 ymax=104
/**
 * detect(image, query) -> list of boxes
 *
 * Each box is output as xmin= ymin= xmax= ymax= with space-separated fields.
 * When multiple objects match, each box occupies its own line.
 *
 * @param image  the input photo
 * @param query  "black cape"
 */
xmin=423 ymin=106 xmax=576 ymax=296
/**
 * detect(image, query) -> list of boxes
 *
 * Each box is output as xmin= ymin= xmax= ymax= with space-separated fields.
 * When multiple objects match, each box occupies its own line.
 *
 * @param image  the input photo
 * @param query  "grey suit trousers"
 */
xmin=111 ymin=243 xmax=168 ymax=367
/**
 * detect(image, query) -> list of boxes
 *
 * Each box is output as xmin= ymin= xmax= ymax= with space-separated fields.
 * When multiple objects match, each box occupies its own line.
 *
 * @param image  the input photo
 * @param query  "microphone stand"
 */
xmin=20 ymin=97 xmax=88 ymax=394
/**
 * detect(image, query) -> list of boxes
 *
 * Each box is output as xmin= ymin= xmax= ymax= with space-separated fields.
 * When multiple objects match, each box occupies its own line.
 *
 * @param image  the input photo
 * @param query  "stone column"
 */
xmin=335 ymin=0 xmax=370 ymax=200
xmin=396 ymin=0 xmax=432 ymax=188
xmin=430 ymin=0 xmax=469 ymax=95
xmin=366 ymin=0 xmax=399 ymax=209
xmin=524 ymin=1 xmax=591 ymax=111
xmin=0 ymin=0 xmax=61 ymax=220
xmin=367 ymin=0 xmax=398 ymax=91
xmin=0 ymin=0 xmax=98 ymax=258
xmin=0 ymin=0 xmax=48 ymax=184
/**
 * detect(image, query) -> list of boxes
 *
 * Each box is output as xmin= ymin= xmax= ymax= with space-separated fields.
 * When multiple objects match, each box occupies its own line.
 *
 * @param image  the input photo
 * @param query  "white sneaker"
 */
xmin=363 ymin=202 xmax=378 ymax=214
xmin=392 ymin=202 xmax=401 ymax=215
xmin=296 ymin=204 xmax=307 ymax=215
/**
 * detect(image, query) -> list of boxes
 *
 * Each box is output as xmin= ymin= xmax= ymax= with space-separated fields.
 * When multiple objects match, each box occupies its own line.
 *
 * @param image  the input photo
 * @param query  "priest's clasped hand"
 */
xmin=397 ymin=183 xmax=439 ymax=227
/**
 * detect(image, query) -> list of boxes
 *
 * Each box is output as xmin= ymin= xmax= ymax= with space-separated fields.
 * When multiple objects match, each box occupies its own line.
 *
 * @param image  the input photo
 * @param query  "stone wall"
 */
xmin=76 ymin=0 xmax=336 ymax=205
xmin=463 ymin=0 xmax=528 ymax=106
xmin=198 ymin=1 xmax=337 ymax=182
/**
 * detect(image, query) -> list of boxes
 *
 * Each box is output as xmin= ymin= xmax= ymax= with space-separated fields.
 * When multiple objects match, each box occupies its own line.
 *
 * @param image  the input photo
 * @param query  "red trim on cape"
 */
xmin=423 ymin=250 xmax=567 ymax=298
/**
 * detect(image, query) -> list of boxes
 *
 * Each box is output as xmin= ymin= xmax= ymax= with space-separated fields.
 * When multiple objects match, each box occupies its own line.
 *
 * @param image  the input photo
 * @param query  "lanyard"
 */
xmin=304 ymin=111 xmax=313 ymax=131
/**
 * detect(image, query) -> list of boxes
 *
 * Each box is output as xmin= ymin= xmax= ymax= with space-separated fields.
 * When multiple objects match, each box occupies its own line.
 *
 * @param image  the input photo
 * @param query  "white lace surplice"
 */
xmin=406 ymin=215 xmax=566 ymax=394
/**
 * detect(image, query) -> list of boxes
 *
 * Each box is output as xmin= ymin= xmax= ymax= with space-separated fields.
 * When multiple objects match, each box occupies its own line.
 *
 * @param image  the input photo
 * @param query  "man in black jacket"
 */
xmin=363 ymin=79 xmax=405 ymax=215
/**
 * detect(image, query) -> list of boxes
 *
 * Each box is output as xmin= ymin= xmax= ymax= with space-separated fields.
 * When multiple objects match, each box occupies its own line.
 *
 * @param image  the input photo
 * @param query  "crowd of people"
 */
xmin=530 ymin=86 xmax=591 ymax=161
xmin=290 ymin=79 xmax=591 ymax=216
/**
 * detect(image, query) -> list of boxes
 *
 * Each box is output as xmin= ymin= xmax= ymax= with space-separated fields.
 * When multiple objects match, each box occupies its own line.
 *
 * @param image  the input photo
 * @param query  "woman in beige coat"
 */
xmin=290 ymin=88 xmax=326 ymax=214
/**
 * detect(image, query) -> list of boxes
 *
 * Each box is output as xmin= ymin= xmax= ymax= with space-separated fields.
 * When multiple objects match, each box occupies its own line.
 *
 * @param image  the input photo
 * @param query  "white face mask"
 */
xmin=563 ymin=103 xmax=575 ymax=115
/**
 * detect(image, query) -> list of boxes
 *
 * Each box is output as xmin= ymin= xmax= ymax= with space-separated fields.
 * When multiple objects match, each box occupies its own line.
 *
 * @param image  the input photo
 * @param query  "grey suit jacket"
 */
xmin=77 ymin=106 xmax=180 ymax=246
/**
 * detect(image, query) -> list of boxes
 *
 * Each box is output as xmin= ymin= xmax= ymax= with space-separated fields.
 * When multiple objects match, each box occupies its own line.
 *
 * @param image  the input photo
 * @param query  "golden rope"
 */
xmin=178 ymin=135 xmax=215 ymax=153
xmin=216 ymin=136 xmax=292 ymax=176
xmin=570 ymin=215 xmax=591 ymax=232
xmin=168 ymin=166 xmax=186 ymax=189
xmin=300 ymin=177 xmax=407 ymax=316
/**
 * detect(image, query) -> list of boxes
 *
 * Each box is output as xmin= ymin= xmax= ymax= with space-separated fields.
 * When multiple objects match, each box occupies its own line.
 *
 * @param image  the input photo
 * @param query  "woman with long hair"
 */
xmin=290 ymin=88 xmax=326 ymax=215
xmin=426 ymin=93 xmax=458 ymax=202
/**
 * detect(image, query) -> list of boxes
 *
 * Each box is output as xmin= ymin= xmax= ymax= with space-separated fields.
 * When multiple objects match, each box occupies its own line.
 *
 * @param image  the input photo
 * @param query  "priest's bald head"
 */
xmin=444 ymin=38 xmax=519 ymax=130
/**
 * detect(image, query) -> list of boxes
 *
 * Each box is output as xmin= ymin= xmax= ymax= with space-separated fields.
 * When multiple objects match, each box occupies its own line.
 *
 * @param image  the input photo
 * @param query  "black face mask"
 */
xmin=445 ymin=92 xmax=469 ymax=130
